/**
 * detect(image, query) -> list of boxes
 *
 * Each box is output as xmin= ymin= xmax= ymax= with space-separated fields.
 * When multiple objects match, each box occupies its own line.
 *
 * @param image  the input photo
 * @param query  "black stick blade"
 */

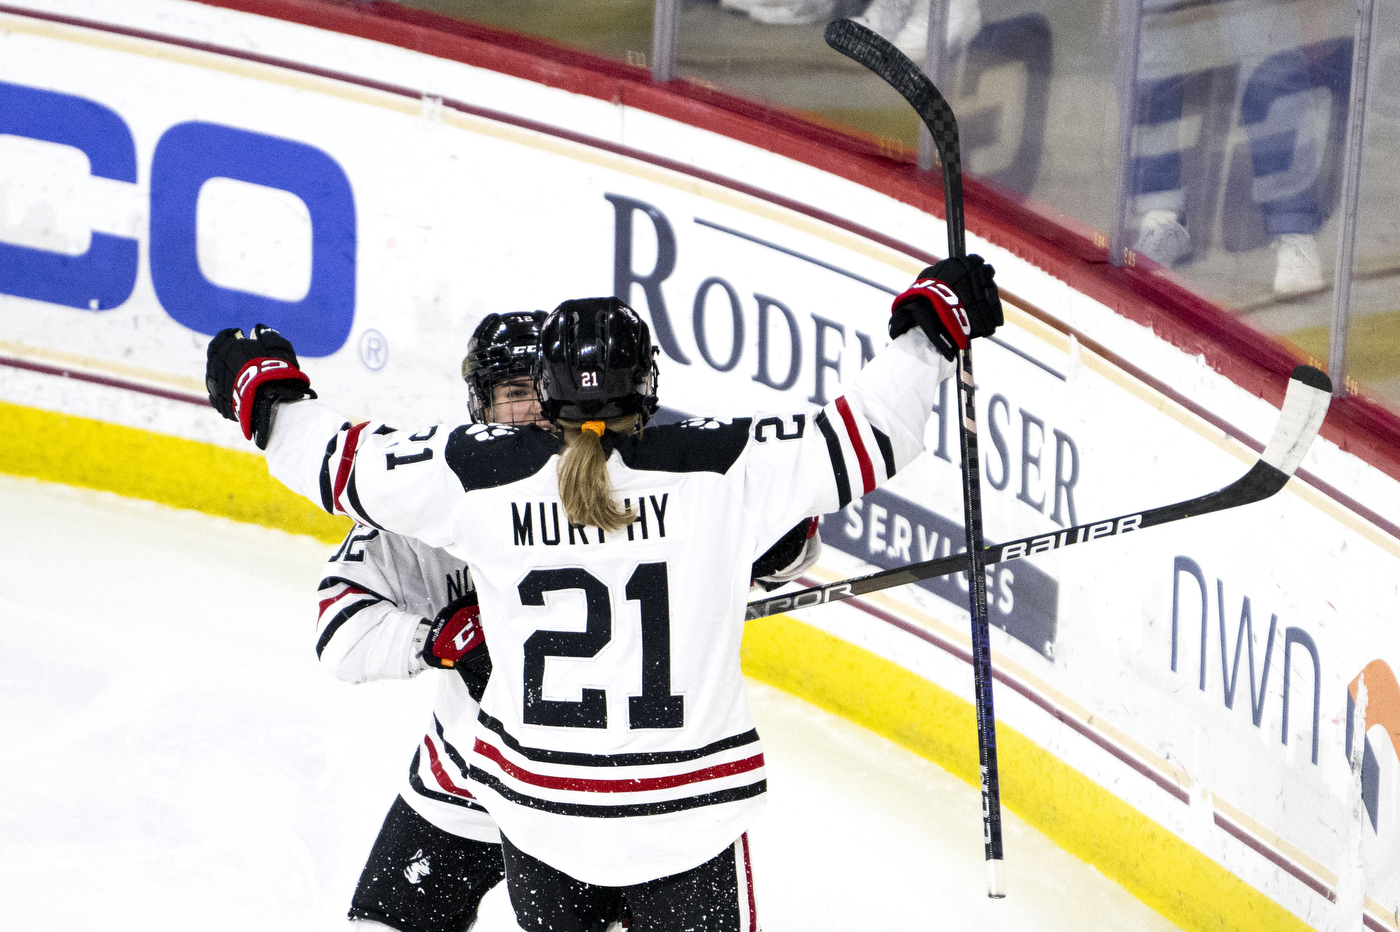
xmin=823 ymin=17 xmax=964 ymax=257
xmin=823 ymin=18 xmax=961 ymax=173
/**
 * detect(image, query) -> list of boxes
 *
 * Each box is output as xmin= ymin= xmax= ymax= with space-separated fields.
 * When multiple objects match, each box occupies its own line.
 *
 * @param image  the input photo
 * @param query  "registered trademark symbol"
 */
xmin=359 ymin=329 xmax=388 ymax=370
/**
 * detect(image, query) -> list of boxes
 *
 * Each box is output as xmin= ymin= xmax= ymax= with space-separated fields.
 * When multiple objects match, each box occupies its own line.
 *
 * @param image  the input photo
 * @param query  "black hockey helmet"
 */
xmin=462 ymin=310 xmax=546 ymax=423
xmin=536 ymin=297 xmax=659 ymax=425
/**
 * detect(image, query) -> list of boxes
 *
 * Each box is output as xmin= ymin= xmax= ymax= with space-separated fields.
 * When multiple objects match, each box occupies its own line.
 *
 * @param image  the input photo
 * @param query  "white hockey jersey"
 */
xmin=315 ymin=525 xmax=499 ymax=843
xmin=266 ymin=331 xmax=952 ymax=885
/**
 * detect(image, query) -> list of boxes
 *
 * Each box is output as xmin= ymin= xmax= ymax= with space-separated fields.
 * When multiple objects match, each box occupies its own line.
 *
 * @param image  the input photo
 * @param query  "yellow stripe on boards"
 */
xmin=0 ymin=399 xmax=1315 ymax=932
xmin=740 ymin=613 xmax=1315 ymax=932
xmin=0 ymin=401 xmax=350 ymax=543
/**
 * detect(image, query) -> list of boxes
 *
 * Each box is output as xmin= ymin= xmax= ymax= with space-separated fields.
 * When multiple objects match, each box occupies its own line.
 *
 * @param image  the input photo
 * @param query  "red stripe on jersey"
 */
xmin=834 ymin=396 xmax=875 ymax=494
xmin=424 ymin=735 xmax=476 ymax=799
xmin=474 ymin=739 xmax=764 ymax=793
xmin=741 ymin=832 xmax=757 ymax=932
xmin=332 ymin=422 xmax=368 ymax=515
xmin=317 ymin=584 xmax=368 ymax=620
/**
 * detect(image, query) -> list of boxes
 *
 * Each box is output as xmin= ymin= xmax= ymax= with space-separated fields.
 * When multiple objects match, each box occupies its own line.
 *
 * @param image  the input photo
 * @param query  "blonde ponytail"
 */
xmin=556 ymin=414 xmax=642 ymax=531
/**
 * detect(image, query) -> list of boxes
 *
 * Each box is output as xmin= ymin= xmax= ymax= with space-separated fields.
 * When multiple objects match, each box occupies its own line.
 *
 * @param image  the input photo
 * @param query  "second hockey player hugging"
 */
xmin=205 ymin=255 xmax=1003 ymax=932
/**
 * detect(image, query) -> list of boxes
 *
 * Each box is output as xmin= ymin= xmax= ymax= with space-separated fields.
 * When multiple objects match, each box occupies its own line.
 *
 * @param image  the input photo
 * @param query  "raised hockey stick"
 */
xmin=821 ymin=16 xmax=1008 ymax=897
xmin=746 ymin=363 xmax=1332 ymax=615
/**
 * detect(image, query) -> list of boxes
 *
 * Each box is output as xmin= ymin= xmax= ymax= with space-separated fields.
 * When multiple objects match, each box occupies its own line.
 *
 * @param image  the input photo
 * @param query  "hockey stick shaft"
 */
xmin=745 ymin=364 xmax=1332 ymax=618
xmin=823 ymin=17 xmax=1005 ymax=895
xmin=748 ymin=462 xmax=1281 ymax=615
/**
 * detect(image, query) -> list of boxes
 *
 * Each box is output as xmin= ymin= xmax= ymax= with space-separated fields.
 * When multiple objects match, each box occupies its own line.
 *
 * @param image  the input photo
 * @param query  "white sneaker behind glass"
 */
xmin=1272 ymin=233 xmax=1325 ymax=296
xmin=745 ymin=0 xmax=843 ymax=24
xmin=1133 ymin=209 xmax=1192 ymax=268
xmin=890 ymin=0 xmax=983 ymax=60
xmin=720 ymin=0 xmax=777 ymax=14
xmin=853 ymin=0 xmax=917 ymax=39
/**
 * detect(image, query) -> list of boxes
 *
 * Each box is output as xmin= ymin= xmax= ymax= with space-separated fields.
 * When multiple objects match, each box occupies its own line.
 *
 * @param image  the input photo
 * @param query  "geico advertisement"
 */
xmin=2 ymin=10 xmax=1398 ymax=915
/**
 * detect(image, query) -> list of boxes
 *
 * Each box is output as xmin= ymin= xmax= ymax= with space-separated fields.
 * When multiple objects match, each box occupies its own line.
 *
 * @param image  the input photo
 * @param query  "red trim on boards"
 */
xmin=4 ymin=1 xmax=1399 ymax=495
xmin=0 ymin=353 xmax=210 ymax=407
xmin=798 ymin=579 xmax=1341 ymax=906
xmin=166 ymin=0 xmax=1400 ymax=480
xmin=2 ymin=3 xmax=1396 ymax=541
xmin=1211 ymin=811 xmax=1336 ymax=902
xmin=808 ymin=578 xmax=1195 ymax=805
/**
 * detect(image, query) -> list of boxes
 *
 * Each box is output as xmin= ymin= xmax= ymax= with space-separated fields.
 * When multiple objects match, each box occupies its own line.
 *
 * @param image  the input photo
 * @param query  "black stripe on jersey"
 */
xmin=469 ymin=767 xmax=766 ymax=818
xmin=479 ymin=711 xmax=759 ymax=767
xmin=344 ymin=469 xmax=387 ymax=531
xmin=434 ymin=715 xmax=473 ymax=776
xmin=316 ymin=596 xmax=378 ymax=659
xmin=814 ymin=411 xmax=851 ymax=508
xmin=318 ymin=427 xmax=348 ymax=514
xmin=373 ymin=425 xmax=396 ymax=435
xmin=445 ymin=425 xmax=559 ymax=492
xmin=317 ymin=575 xmax=393 ymax=604
xmin=614 ymin=418 xmax=753 ymax=475
xmin=871 ymin=424 xmax=896 ymax=479
xmin=408 ymin=748 xmax=489 ymax=812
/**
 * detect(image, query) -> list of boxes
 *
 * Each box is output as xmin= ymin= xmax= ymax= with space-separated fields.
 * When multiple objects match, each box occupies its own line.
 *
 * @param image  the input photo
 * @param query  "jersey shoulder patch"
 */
xmin=614 ymin=417 xmax=753 ymax=475
xmin=444 ymin=424 xmax=560 ymax=491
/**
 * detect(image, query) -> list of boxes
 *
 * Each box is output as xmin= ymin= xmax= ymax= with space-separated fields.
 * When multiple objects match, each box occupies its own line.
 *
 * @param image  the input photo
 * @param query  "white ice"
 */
xmin=0 ymin=475 xmax=1180 ymax=931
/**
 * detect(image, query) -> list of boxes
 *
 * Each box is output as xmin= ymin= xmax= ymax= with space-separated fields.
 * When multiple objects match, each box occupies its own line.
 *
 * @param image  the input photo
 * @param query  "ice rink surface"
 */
xmin=0 ymin=474 xmax=1181 ymax=931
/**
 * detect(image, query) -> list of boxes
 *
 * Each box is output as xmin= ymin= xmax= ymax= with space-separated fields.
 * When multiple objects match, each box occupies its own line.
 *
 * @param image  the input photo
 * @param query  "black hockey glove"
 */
xmin=421 ymin=594 xmax=484 ymax=670
xmin=751 ymin=518 xmax=822 ymax=592
xmin=889 ymin=255 xmax=1004 ymax=361
xmin=454 ymin=639 xmax=493 ymax=704
xmin=206 ymin=324 xmax=315 ymax=449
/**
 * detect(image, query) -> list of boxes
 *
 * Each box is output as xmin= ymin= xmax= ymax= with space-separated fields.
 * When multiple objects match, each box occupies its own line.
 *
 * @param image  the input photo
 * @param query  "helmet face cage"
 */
xmin=536 ymin=298 xmax=660 ymax=427
xmin=462 ymin=311 xmax=547 ymax=425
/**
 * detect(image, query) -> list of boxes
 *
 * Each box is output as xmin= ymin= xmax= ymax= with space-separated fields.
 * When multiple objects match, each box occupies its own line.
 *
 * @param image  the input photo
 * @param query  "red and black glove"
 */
xmin=454 ymin=639 xmax=493 ymax=704
xmin=750 ymin=517 xmax=820 ymax=591
xmin=889 ymin=255 xmax=1003 ymax=361
xmin=206 ymin=324 xmax=315 ymax=449
xmin=421 ymin=594 xmax=484 ymax=670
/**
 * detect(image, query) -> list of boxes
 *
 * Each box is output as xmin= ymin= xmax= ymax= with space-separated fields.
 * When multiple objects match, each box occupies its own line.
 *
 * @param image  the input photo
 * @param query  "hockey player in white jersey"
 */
xmin=323 ymin=528 xmax=498 ymax=932
xmin=205 ymin=255 xmax=1002 ymax=931
xmin=307 ymin=311 xmax=823 ymax=932
xmin=318 ymin=311 xmax=545 ymax=932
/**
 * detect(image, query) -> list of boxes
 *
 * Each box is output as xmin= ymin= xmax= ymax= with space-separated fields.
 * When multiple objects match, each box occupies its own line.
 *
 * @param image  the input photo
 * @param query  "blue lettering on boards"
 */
xmin=0 ymin=81 xmax=138 ymax=311
xmin=149 ymin=122 xmax=356 ymax=357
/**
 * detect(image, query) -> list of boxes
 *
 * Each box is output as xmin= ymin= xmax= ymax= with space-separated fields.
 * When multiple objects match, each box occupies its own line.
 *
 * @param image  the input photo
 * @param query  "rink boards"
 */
xmin=0 ymin=2 xmax=1398 ymax=930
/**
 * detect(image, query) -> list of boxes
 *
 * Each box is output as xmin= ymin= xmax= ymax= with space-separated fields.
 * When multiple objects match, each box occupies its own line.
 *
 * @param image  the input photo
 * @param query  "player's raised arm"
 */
xmin=205 ymin=325 xmax=474 ymax=549
xmin=742 ymin=255 xmax=1003 ymax=541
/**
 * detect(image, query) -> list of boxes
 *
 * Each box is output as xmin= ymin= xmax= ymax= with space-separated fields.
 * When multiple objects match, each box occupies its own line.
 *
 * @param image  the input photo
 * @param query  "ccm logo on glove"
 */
xmin=206 ymin=323 xmax=316 ymax=449
xmin=422 ymin=596 xmax=484 ymax=669
xmin=906 ymin=279 xmax=970 ymax=336
xmin=889 ymin=255 xmax=1003 ymax=361
xmin=232 ymin=359 xmax=302 ymax=435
